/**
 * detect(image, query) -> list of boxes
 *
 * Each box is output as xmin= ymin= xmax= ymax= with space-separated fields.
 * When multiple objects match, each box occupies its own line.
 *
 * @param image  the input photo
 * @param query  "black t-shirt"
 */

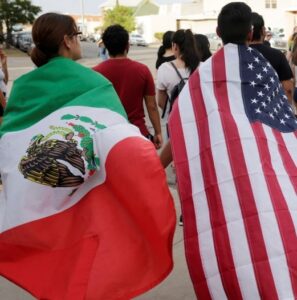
xmin=155 ymin=55 xmax=175 ymax=69
xmin=250 ymin=43 xmax=293 ymax=81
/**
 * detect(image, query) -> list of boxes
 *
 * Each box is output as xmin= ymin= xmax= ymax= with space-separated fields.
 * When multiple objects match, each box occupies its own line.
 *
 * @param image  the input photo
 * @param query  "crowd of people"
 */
xmin=0 ymin=1 xmax=297 ymax=299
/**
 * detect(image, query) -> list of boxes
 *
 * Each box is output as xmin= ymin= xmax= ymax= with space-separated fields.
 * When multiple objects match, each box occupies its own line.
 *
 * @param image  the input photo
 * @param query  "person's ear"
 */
xmin=216 ymin=27 xmax=221 ymax=38
xmin=62 ymin=35 xmax=72 ymax=50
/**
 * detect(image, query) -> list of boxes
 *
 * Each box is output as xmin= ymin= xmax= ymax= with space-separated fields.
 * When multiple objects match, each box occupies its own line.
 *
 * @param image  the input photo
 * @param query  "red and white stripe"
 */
xmin=169 ymin=43 xmax=297 ymax=299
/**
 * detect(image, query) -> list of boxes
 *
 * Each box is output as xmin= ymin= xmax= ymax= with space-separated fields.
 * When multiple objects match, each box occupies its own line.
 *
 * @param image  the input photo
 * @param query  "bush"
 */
xmin=154 ymin=32 xmax=164 ymax=41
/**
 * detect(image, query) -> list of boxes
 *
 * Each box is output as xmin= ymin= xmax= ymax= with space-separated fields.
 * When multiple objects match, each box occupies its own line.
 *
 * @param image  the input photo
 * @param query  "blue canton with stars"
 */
xmin=239 ymin=45 xmax=297 ymax=133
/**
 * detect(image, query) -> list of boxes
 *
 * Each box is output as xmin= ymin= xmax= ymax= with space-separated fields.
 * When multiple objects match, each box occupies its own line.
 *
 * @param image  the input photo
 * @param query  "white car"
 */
xmin=129 ymin=34 xmax=148 ymax=47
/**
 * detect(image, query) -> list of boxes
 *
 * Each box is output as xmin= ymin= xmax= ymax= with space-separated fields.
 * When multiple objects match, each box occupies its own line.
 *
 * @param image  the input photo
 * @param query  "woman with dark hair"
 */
xmin=194 ymin=34 xmax=212 ymax=62
xmin=156 ymin=29 xmax=200 ymax=114
xmin=156 ymin=29 xmax=199 ymax=226
xmin=0 ymin=13 xmax=176 ymax=299
xmin=155 ymin=30 xmax=175 ymax=69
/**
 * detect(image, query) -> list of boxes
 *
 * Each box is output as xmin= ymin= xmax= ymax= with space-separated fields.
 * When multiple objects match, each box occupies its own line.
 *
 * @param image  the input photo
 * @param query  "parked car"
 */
xmin=270 ymin=33 xmax=287 ymax=53
xmin=18 ymin=33 xmax=32 ymax=52
xmin=129 ymin=33 xmax=148 ymax=47
xmin=206 ymin=33 xmax=222 ymax=51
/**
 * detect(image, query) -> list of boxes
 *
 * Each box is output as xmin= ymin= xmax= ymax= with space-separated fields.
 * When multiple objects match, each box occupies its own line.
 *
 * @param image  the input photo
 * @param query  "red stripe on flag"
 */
xmin=273 ymin=131 xmax=297 ymax=194
xmin=169 ymin=102 xmax=212 ymax=299
xmin=0 ymin=137 xmax=175 ymax=300
xmin=189 ymin=68 xmax=243 ymax=299
xmin=212 ymin=49 xmax=278 ymax=298
xmin=252 ymin=122 xmax=297 ymax=298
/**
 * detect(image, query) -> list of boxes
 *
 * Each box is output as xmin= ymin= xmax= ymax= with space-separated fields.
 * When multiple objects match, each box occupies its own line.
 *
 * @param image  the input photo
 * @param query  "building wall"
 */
xmin=135 ymin=15 xmax=176 ymax=43
xmin=202 ymin=0 xmax=296 ymax=38
xmin=177 ymin=19 xmax=217 ymax=34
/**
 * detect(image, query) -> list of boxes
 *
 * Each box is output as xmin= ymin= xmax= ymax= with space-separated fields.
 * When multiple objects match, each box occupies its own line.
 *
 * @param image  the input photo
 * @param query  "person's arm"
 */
xmin=0 ymin=90 xmax=5 ymax=109
xmin=278 ymin=53 xmax=294 ymax=105
xmin=144 ymin=95 xmax=162 ymax=149
xmin=281 ymin=79 xmax=294 ymax=105
xmin=0 ymin=51 xmax=8 ymax=84
xmin=0 ymin=90 xmax=6 ymax=124
xmin=157 ymin=89 xmax=168 ymax=110
xmin=159 ymin=141 xmax=172 ymax=168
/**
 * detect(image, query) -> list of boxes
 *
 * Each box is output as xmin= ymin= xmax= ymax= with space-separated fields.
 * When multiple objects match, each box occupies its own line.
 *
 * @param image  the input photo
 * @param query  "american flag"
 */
xmin=169 ymin=44 xmax=297 ymax=299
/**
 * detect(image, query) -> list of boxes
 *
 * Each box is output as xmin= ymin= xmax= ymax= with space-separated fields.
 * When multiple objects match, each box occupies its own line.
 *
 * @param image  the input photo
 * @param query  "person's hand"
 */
xmin=153 ymin=133 xmax=163 ymax=149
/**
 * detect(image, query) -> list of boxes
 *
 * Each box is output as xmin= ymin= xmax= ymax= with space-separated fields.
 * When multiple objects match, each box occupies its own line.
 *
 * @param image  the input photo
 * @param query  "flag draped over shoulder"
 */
xmin=0 ymin=57 xmax=176 ymax=300
xmin=169 ymin=44 xmax=297 ymax=300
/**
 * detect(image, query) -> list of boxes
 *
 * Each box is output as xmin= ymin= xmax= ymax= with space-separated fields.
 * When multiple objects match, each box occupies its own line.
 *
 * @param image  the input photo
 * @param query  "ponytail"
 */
xmin=157 ymin=45 xmax=166 ymax=60
xmin=172 ymin=29 xmax=200 ymax=74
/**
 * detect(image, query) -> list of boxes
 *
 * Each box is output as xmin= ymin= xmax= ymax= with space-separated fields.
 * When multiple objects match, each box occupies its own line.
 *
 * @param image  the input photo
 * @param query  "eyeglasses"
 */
xmin=71 ymin=31 xmax=82 ymax=39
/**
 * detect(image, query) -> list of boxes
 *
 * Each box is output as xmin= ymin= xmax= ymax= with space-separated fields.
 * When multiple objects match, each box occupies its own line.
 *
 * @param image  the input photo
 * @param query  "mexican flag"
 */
xmin=0 ymin=57 xmax=176 ymax=300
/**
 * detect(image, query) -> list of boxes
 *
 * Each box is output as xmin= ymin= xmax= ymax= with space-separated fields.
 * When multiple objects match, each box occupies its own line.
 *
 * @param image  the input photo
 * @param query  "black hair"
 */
xmin=157 ymin=30 xmax=175 ymax=60
xmin=31 ymin=13 xmax=78 ymax=67
xmin=194 ymin=34 xmax=212 ymax=62
xmin=251 ymin=12 xmax=264 ymax=41
xmin=102 ymin=24 xmax=129 ymax=56
xmin=172 ymin=29 xmax=200 ymax=74
xmin=218 ymin=2 xmax=252 ymax=45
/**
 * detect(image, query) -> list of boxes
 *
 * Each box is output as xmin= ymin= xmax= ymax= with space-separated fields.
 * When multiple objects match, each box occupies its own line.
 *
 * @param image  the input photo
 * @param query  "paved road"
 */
xmin=0 ymin=44 xmax=195 ymax=300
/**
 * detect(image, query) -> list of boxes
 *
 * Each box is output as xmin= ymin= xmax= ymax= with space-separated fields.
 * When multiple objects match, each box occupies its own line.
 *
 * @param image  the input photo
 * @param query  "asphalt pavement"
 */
xmin=0 ymin=44 xmax=196 ymax=299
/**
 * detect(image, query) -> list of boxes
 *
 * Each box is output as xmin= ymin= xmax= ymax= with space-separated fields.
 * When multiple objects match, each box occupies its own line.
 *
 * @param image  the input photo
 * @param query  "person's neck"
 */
xmin=110 ymin=53 xmax=127 ymax=59
xmin=249 ymin=37 xmax=264 ymax=45
xmin=174 ymin=57 xmax=185 ymax=68
xmin=164 ymin=49 xmax=173 ymax=57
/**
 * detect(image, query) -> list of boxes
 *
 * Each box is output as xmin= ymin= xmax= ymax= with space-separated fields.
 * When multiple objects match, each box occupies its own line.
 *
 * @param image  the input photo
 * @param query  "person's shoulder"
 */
xmin=129 ymin=59 xmax=149 ymax=70
xmin=158 ymin=61 xmax=174 ymax=72
xmin=93 ymin=60 xmax=110 ymax=72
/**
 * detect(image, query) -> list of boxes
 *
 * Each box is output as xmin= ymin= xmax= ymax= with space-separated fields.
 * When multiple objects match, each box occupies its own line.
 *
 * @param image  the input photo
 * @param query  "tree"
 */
xmin=103 ymin=5 xmax=136 ymax=33
xmin=0 ymin=0 xmax=41 ymax=47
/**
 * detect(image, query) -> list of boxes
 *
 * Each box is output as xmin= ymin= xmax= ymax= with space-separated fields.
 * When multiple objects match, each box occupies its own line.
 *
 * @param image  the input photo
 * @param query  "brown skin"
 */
xmin=0 ymin=90 xmax=6 ymax=124
xmin=144 ymin=95 xmax=163 ymax=149
xmin=0 ymin=49 xmax=8 ymax=84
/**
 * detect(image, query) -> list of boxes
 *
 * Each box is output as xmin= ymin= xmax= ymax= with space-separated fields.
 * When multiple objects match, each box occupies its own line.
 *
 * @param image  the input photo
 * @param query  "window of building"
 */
xmin=265 ymin=0 xmax=277 ymax=9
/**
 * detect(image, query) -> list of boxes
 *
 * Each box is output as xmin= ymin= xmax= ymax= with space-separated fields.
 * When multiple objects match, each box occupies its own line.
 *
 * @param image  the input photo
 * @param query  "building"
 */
xmin=70 ymin=14 xmax=103 ymax=36
xmin=177 ymin=0 xmax=297 ymax=38
xmin=99 ymin=0 xmax=297 ymax=44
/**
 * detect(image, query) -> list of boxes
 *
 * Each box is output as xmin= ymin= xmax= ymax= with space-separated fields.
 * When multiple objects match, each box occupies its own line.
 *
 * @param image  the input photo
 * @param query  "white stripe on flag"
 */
xmin=199 ymin=54 xmax=260 ymax=300
xmin=264 ymin=127 xmax=297 ymax=231
xmin=224 ymin=44 xmax=295 ymax=299
xmin=282 ymin=133 xmax=297 ymax=165
xmin=178 ymin=81 xmax=227 ymax=300
xmin=0 ymin=106 xmax=142 ymax=233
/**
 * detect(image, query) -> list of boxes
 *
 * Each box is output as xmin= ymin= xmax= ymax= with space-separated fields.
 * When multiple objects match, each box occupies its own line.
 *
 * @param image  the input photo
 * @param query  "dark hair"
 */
xmin=218 ymin=2 xmax=252 ymax=44
xmin=102 ymin=25 xmax=129 ymax=56
xmin=194 ymin=34 xmax=212 ymax=62
xmin=157 ymin=30 xmax=175 ymax=60
xmin=251 ymin=12 xmax=264 ymax=41
xmin=31 ymin=13 xmax=78 ymax=67
xmin=291 ymin=34 xmax=297 ymax=65
xmin=172 ymin=29 xmax=200 ymax=74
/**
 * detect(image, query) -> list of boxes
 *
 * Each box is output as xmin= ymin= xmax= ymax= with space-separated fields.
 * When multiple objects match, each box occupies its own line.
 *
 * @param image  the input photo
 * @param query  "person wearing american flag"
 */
xmin=161 ymin=2 xmax=297 ymax=299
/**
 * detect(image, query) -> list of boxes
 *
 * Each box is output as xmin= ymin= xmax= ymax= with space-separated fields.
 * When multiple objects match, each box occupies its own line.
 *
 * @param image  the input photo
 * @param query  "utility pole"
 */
xmin=80 ymin=0 xmax=85 ymax=36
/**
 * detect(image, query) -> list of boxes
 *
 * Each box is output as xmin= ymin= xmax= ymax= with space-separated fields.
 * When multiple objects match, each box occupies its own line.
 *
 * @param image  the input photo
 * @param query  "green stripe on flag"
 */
xmin=0 ymin=57 xmax=127 ymax=137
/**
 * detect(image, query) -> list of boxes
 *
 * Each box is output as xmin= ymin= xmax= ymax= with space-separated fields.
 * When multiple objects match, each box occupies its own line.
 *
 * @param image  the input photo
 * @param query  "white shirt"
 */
xmin=156 ymin=61 xmax=190 ymax=97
